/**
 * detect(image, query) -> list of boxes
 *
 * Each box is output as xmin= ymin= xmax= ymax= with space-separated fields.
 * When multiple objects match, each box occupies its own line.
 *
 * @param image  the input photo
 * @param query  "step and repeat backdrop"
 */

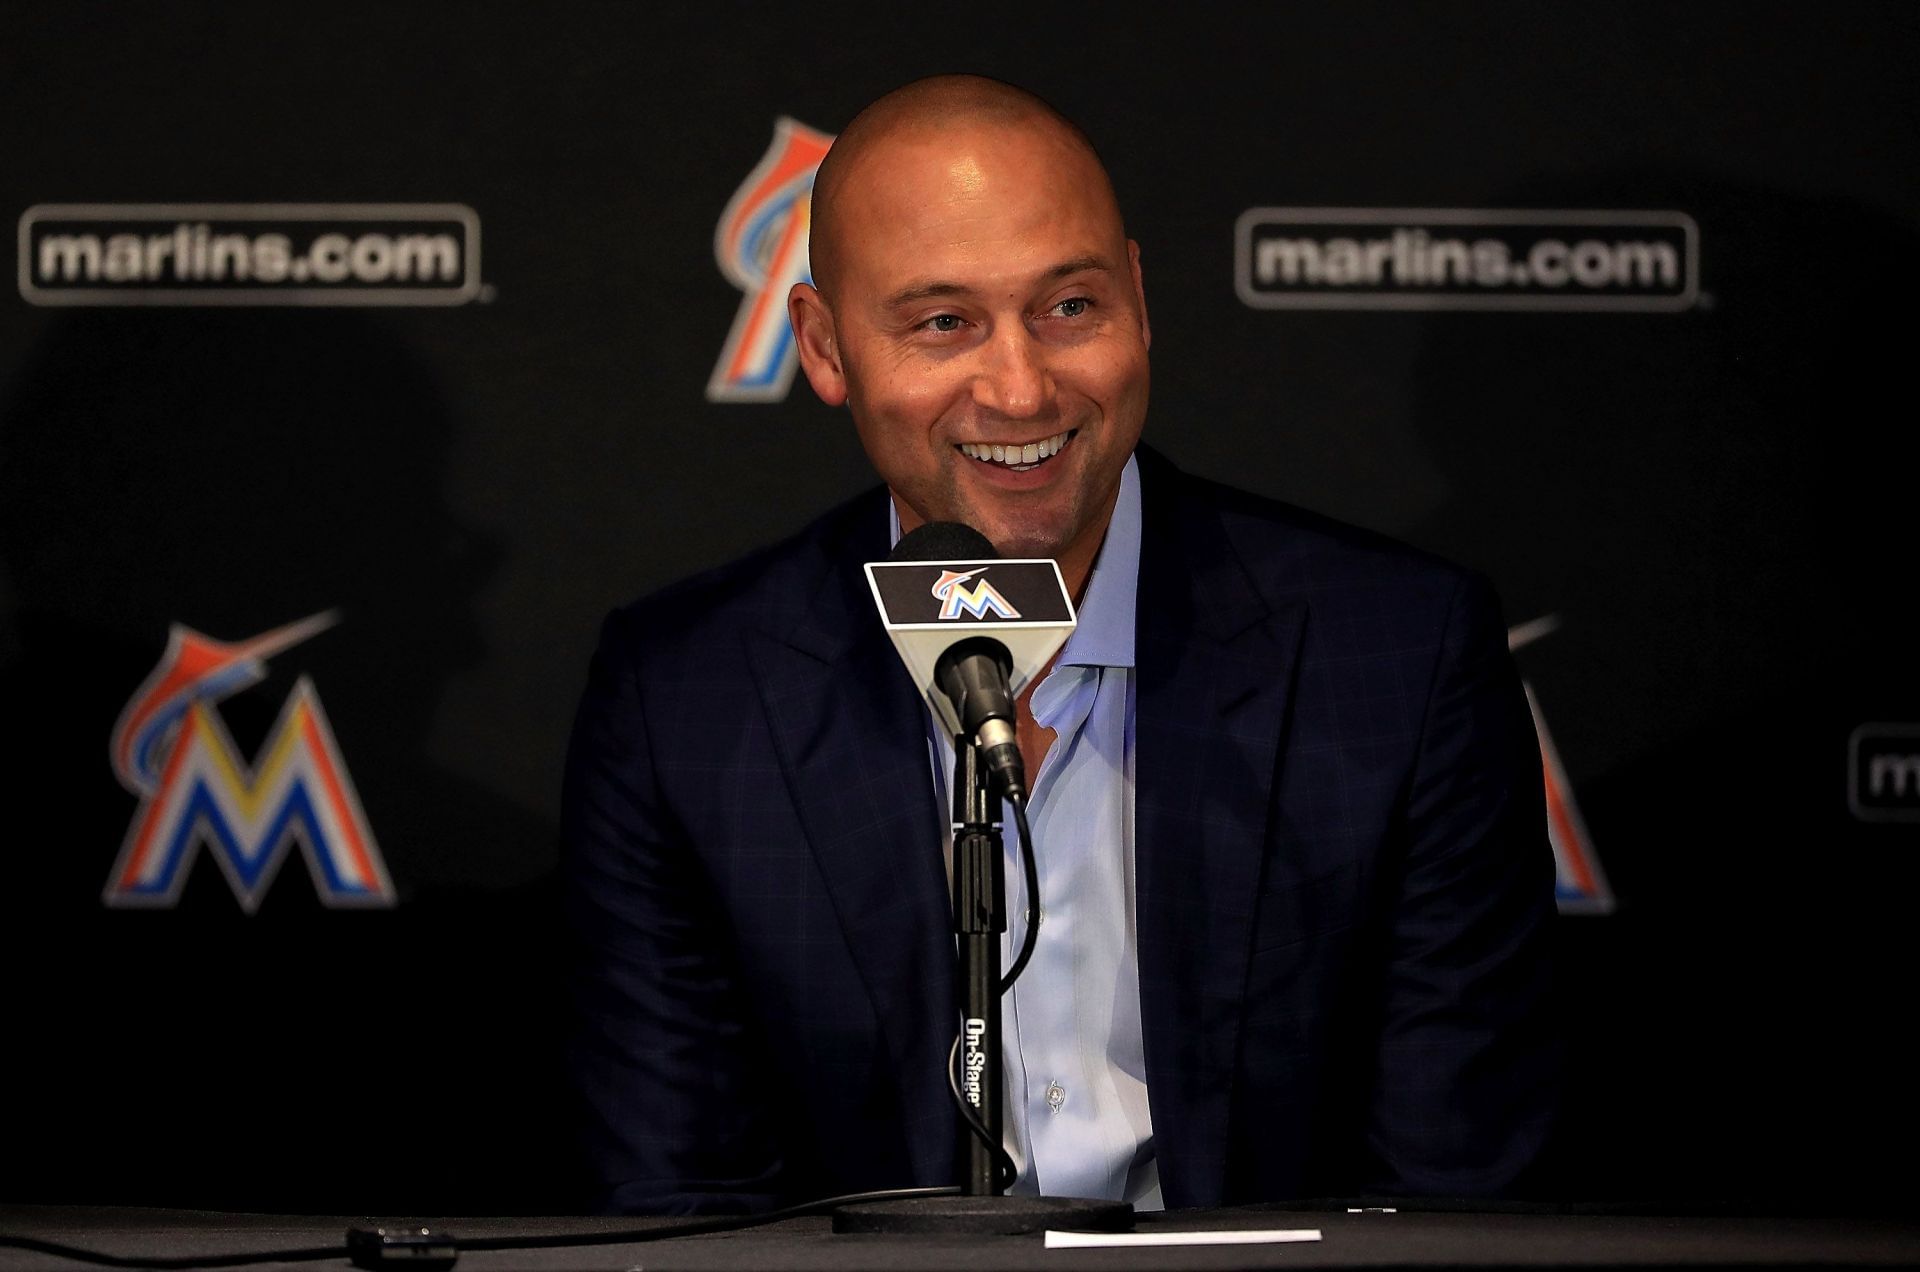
xmin=2 ymin=3 xmax=1914 ymax=1213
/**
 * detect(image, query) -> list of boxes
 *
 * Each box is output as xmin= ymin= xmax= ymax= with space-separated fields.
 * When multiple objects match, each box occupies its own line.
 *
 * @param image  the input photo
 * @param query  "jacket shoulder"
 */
xmin=1151 ymin=457 xmax=1481 ymax=609
xmin=597 ymin=486 xmax=886 ymax=666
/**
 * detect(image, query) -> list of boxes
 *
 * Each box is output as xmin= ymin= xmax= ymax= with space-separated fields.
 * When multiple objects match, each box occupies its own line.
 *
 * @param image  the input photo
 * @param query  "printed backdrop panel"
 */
xmin=1 ymin=1 xmax=1914 ymax=1212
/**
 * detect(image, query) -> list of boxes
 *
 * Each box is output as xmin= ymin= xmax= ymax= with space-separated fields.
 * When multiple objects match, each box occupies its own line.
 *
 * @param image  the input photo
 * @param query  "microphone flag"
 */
xmin=865 ymin=556 xmax=1076 ymax=738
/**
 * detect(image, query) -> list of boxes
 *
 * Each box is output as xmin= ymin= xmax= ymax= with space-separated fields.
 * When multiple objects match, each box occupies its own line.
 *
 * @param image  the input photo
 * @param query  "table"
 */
xmin=5 ymin=1203 xmax=1917 ymax=1271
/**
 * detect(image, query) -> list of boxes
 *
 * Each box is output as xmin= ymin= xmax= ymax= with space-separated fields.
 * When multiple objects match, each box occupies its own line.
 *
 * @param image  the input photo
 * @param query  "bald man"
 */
xmin=562 ymin=76 xmax=1559 ymax=1215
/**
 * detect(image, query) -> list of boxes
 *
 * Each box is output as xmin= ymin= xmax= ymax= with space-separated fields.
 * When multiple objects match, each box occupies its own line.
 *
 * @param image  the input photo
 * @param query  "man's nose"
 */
xmin=972 ymin=324 xmax=1054 ymax=419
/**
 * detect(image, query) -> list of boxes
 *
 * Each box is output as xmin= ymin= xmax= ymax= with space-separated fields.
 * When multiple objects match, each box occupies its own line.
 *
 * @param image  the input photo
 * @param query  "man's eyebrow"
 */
xmin=1042 ymin=254 xmax=1114 ymax=281
xmin=884 ymin=280 xmax=973 ymax=308
xmin=881 ymin=257 xmax=1118 ymax=309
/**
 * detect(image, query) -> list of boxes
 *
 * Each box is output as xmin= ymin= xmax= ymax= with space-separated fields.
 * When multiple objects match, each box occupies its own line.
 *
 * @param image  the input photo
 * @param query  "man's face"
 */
xmin=792 ymin=122 xmax=1150 ymax=564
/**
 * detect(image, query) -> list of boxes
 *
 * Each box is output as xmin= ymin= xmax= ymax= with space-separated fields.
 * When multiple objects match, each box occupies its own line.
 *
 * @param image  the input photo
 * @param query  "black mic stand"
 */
xmin=952 ymin=731 xmax=1008 ymax=1195
xmin=832 ymin=735 xmax=1132 ymax=1236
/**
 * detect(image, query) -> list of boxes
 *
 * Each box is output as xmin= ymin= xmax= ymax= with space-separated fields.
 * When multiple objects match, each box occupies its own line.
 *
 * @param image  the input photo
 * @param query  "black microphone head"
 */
xmin=888 ymin=521 xmax=998 ymax=563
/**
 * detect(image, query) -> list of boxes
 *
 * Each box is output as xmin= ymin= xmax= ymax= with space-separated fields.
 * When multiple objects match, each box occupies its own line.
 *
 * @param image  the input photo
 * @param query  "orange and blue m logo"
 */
xmin=708 ymin=117 xmax=835 ymax=403
xmin=1508 ymin=615 xmax=1613 ymax=915
xmin=103 ymin=613 xmax=394 ymax=912
xmin=931 ymin=568 xmax=1022 ymax=621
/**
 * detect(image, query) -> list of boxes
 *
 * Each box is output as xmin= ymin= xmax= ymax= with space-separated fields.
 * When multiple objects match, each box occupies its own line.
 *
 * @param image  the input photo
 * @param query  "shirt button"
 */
xmin=1045 ymin=1083 xmax=1066 ymax=1112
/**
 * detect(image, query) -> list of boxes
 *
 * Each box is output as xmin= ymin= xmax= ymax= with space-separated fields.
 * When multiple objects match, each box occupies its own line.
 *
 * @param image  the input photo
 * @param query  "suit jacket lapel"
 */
xmin=742 ymin=494 xmax=956 ymax=1183
xmin=1133 ymin=451 xmax=1309 ymax=1207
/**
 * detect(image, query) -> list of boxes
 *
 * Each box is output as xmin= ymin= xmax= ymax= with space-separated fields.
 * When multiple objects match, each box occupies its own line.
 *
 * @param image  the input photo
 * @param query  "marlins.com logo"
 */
xmin=104 ymin=612 xmax=394 ymax=912
xmin=932 ymin=569 xmax=1021 ymax=621
xmin=708 ymin=117 xmax=835 ymax=402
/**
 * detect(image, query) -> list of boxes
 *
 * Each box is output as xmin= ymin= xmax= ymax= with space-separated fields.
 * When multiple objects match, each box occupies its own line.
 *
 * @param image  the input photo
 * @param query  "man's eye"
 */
xmin=1054 ymin=297 xmax=1091 ymax=318
xmin=925 ymin=314 xmax=963 ymax=333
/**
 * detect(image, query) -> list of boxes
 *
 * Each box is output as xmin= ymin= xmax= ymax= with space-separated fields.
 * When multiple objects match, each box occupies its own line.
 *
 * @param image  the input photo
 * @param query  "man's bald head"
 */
xmin=807 ymin=75 xmax=1119 ymax=301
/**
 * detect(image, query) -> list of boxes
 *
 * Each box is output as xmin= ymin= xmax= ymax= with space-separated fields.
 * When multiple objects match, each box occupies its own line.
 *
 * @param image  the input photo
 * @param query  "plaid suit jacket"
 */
xmin=562 ymin=447 xmax=1560 ymax=1214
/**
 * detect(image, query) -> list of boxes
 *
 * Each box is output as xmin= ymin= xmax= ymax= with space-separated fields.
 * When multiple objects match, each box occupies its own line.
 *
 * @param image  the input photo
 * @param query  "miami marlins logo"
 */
xmin=931 ymin=568 xmax=1021 ymax=621
xmin=707 ymin=116 xmax=836 ymax=402
xmin=104 ymin=612 xmax=395 ymax=912
xmin=1509 ymin=615 xmax=1613 ymax=914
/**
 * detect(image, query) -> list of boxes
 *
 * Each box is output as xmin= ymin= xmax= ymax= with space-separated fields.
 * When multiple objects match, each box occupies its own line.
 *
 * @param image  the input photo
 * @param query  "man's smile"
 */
xmin=956 ymin=428 xmax=1077 ymax=472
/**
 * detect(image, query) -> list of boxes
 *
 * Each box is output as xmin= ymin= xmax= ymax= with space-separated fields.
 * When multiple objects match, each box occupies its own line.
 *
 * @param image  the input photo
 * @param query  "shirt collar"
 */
xmin=1056 ymin=455 xmax=1139 ymax=670
xmin=886 ymin=453 xmax=1140 ymax=671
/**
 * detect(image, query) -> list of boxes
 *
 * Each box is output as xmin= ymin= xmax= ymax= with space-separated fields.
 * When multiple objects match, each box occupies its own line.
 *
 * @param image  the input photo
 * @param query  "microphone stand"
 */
xmin=951 ymin=732 xmax=1006 ymax=1196
xmin=831 ymin=734 xmax=1132 ymax=1236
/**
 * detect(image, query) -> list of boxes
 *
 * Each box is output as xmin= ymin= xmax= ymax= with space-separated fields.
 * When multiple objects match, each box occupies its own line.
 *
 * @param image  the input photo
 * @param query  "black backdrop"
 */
xmin=2 ymin=2 xmax=1915 ymax=1213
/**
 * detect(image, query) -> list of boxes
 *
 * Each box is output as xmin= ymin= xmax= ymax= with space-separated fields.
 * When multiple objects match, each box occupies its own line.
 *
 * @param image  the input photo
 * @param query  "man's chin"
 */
xmin=950 ymin=490 xmax=1091 ymax=559
xmin=968 ymin=516 xmax=1073 ymax=561
xmin=910 ymin=483 xmax=1082 ymax=560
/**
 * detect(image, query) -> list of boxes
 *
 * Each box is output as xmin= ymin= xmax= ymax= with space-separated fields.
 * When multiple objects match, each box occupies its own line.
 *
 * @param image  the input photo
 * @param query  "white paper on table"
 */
xmin=1044 ymin=1227 xmax=1323 ymax=1249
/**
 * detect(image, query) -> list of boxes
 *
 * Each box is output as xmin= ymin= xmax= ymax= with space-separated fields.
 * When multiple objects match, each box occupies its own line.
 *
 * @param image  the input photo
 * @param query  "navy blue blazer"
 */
xmin=561 ymin=449 xmax=1559 ymax=1214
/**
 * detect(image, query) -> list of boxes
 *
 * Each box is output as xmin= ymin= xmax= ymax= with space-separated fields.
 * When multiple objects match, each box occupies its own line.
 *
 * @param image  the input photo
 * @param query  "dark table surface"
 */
xmin=5 ymin=1203 xmax=1918 ymax=1272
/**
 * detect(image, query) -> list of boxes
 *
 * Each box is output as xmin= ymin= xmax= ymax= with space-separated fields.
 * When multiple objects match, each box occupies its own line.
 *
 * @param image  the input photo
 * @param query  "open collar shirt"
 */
xmin=890 ymin=454 xmax=1159 ymax=1208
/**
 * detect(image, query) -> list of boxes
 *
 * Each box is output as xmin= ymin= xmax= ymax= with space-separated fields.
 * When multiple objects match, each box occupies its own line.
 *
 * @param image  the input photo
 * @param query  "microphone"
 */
xmin=867 ymin=522 xmax=1076 ymax=805
xmin=937 ymin=633 xmax=1022 ymax=803
xmin=896 ymin=524 xmax=1023 ymax=803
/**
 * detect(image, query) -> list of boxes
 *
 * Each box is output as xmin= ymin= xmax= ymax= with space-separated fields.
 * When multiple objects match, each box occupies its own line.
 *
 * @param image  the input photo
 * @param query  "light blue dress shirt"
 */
xmin=891 ymin=455 xmax=1159 ymax=1208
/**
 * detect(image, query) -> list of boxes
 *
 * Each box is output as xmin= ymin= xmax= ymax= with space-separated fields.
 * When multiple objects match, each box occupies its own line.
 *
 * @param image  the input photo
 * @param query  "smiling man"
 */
xmin=563 ymin=76 xmax=1560 ymax=1216
xmin=788 ymin=81 xmax=1149 ymax=599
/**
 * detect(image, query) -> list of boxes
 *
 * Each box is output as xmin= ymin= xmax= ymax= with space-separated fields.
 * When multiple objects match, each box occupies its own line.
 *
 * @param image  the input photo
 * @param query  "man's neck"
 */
xmin=1053 ymin=496 xmax=1119 ymax=609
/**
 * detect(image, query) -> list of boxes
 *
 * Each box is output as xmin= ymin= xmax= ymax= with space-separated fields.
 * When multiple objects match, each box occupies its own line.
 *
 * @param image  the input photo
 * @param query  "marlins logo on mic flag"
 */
xmin=932 ymin=568 xmax=1021 ymax=621
xmin=104 ymin=612 xmax=394 ymax=912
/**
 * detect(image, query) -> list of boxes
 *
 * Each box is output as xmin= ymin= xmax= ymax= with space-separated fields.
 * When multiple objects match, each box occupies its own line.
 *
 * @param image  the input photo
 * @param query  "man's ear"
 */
xmin=1127 ymin=239 xmax=1151 ymax=351
xmin=788 ymin=283 xmax=847 ymax=406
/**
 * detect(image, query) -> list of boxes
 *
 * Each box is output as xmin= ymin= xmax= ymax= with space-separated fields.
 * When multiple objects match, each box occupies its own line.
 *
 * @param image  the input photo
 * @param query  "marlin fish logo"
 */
xmin=1509 ymin=615 xmax=1613 ymax=914
xmin=707 ymin=116 xmax=836 ymax=403
xmin=931 ymin=568 xmax=1021 ymax=621
xmin=104 ymin=612 xmax=394 ymax=912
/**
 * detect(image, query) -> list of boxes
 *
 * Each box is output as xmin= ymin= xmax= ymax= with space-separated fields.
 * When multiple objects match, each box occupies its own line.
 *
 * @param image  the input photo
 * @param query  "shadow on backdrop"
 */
xmin=0 ymin=310 xmax=580 ymax=1212
xmin=1406 ymin=179 xmax=1920 ymax=1207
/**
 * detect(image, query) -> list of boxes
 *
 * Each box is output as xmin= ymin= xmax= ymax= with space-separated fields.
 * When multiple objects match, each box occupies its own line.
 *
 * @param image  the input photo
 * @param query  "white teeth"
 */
xmin=960 ymin=430 xmax=1073 ymax=468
